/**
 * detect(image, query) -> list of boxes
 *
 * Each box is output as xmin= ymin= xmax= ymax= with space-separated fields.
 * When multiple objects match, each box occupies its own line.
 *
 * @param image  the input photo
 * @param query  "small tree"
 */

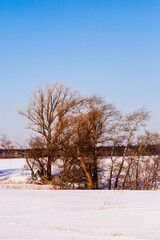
xmin=0 ymin=135 xmax=14 ymax=150
xmin=0 ymin=135 xmax=15 ymax=158
xmin=113 ymin=108 xmax=149 ymax=189
xmin=25 ymin=136 xmax=48 ymax=181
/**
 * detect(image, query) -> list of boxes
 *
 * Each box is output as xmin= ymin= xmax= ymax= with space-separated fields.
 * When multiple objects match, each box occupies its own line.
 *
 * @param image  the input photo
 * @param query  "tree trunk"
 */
xmin=92 ymin=165 xmax=98 ymax=189
xmin=136 ymin=158 xmax=139 ymax=190
xmin=108 ymin=161 xmax=114 ymax=190
xmin=122 ymin=159 xmax=132 ymax=189
xmin=47 ymin=155 xmax=52 ymax=180
xmin=114 ymin=159 xmax=124 ymax=189
xmin=79 ymin=156 xmax=93 ymax=190
xmin=26 ymin=158 xmax=35 ymax=180
xmin=92 ymin=148 xmax=98 ymax=189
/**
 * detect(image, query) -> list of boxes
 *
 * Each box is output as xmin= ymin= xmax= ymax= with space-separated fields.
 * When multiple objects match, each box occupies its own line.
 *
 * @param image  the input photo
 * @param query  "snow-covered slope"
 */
xmin=0 ymin=190 xmax=160 ymax=240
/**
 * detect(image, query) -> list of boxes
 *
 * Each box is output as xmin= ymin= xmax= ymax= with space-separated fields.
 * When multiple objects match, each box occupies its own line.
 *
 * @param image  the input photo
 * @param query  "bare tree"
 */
xmin=107 ymin=118 xmax=124 ymax=190
xmin=121 ymin=131 xmax=159 ymax=189
xmin=0 ymin=135 xmax=14 ymax=150
xmin=0 ymin=135 xmax=15 ymax=158
xmin=19 ymin=81 xmax=80 ymax=180
xmin=113 ymin=108 xmax=149 ymax=189
xmin=105 ymin=108 xmax=153 ymax=190
xmin=66 ymin=96 xmax=118 ymax=189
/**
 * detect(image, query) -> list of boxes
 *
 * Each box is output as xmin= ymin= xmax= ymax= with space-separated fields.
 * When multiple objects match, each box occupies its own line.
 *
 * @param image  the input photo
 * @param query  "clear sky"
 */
xmin=0 ymin=0 xmax=160 ymax=143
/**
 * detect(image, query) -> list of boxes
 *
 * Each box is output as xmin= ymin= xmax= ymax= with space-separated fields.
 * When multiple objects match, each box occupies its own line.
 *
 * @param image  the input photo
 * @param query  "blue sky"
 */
xmin=0 ymin=0 xmax=160 ymax=142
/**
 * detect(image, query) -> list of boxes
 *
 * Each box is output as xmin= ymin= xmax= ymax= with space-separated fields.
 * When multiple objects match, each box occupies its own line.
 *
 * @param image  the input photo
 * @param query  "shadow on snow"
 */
xmin=0 ymin=168 xmax=27 ymax=181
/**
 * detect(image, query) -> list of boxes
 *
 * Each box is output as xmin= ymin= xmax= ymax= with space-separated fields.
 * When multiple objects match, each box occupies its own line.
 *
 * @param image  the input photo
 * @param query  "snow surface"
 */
xmin=0 ymin=158 xmax=28 ymax=183
xmin=0 ymin=158 xmax=54 ymax=189
xmin=0 ymin=190 xmax=160 ymax=240
xmin=1 ymin=159 xmax=160 ymax=240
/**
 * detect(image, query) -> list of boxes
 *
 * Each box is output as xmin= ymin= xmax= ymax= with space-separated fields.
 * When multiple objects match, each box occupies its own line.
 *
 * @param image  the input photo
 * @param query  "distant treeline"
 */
xmin=99 ymin=144 xmax=160 ymax=156
xmin=0 ymin=149 xmax=25 ymax=159
xmin=0 ymin=145 xmax=159 ymax=159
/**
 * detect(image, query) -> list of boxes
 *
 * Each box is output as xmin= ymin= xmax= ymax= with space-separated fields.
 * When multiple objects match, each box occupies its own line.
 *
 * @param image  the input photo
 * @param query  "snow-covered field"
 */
xmin=1 ymin=159 xmax=160 ymax=240
xmin=0 ymin=190 xmax=160 ymax=240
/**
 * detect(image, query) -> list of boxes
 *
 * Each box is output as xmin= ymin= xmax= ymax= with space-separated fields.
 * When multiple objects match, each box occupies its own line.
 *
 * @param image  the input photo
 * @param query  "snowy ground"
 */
xmin=0 ymin=190 xmax=160 ymax=240
xmin=0 ymin=158 xmax=54 ymax=189
xmin=0 ymin=159 xmax=160 ymax=240
xmin=0 ymin=158 xmax=28 ymax=183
